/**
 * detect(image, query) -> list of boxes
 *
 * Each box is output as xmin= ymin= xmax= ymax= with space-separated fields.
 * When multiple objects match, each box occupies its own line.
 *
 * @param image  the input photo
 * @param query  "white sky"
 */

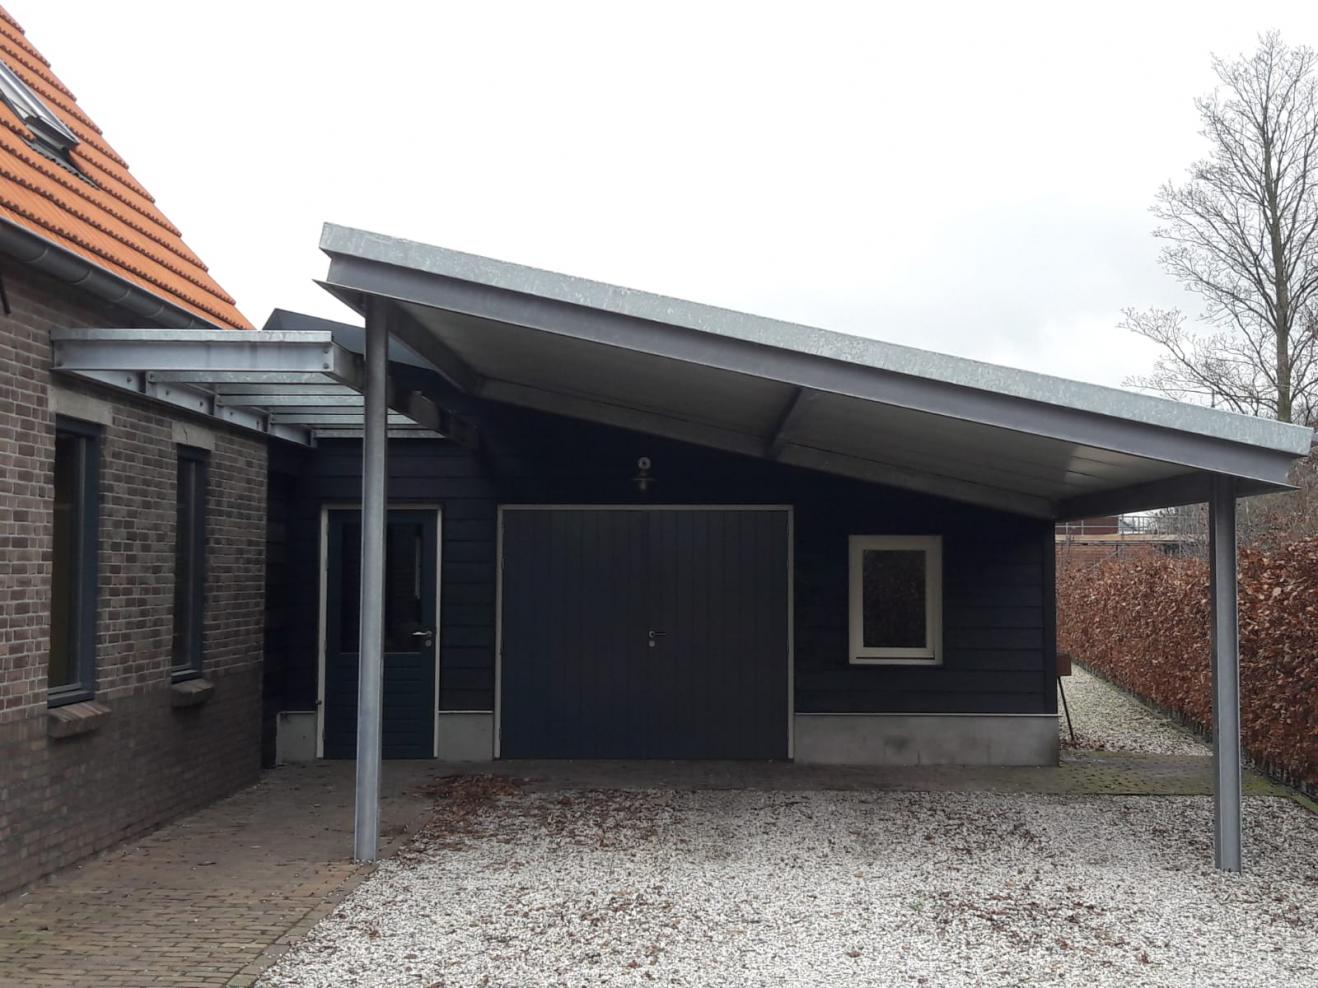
xmin=20 ymin=1 xmax=1318 ymax=387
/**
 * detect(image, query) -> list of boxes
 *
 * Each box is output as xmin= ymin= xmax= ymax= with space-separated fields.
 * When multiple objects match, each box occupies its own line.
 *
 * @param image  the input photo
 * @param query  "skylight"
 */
xmin=0 ymin=58 xmax=79 ymax=158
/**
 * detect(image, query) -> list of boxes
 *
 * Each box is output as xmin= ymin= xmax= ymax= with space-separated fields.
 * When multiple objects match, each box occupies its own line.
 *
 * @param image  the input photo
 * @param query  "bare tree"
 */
xmin=1124 ymin=33 xmax=1318 ymax=426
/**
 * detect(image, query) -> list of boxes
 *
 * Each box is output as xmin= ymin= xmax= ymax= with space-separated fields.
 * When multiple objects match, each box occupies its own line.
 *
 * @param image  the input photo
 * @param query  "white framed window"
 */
xmin=848 ymin=535 xmax=942 ymax=664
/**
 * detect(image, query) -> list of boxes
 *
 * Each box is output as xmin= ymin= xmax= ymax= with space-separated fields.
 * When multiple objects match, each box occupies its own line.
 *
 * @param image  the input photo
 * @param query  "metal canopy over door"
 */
xmin=499 ymin=507 xmax=790 ymax=759
xmin=324 ymin=509 xmax=439 ymax=759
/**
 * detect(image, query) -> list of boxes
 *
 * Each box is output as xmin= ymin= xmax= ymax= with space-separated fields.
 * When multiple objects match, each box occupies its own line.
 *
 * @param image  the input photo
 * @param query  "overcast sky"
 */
xmin=20 ymin=1 xmax=1318 ymax=388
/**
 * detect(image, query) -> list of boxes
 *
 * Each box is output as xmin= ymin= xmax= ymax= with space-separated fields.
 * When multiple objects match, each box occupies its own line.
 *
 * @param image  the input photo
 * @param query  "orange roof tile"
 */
xmin=0 ymin=5 xmax=249 ymax=328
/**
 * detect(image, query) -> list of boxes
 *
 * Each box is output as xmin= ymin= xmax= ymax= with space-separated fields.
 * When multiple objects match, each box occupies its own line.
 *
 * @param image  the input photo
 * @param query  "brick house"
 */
xmin=0 ymin=7 xmax=264 ymax=898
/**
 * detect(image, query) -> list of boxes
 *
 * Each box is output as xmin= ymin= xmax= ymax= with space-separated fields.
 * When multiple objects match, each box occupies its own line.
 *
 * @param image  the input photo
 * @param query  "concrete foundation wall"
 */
xmin=437 ymin=711 xmax=494 ymax=761
xmin=275 ymin=711 xmax=318 ymax=763
xmin=794 ymin=713 xmax=1059 ymax=766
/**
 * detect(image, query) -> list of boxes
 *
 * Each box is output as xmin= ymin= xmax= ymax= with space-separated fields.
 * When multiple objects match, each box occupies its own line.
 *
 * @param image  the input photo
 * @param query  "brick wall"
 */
xmin=0 ymin=263 xmax=266 ymax=898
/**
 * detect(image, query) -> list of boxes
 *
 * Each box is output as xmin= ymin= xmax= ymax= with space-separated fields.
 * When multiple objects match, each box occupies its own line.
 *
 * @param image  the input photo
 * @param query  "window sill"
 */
xmin=170 ymin=677 xmax=214 ymax=708
xmin=849 ymin=656 xmax=942 ymax=666
xmin=47 ymin=700 xmax=111 ymax=739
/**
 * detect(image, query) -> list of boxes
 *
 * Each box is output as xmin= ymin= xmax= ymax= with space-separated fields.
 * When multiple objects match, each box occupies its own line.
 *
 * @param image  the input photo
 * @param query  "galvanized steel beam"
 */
xmin=767 ymin=388 xmax=821 ymax=460
xmin=47 ymin=328 xmax=471 ymax=448
xmin=215 ymin=393 xmax=365 ymax=407
xmin=52 ymin=329 xmax=361 ymax=383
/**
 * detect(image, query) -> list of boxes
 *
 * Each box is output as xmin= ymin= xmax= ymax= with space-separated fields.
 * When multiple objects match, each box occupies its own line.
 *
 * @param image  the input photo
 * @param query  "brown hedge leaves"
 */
xmin=1057 ymin=538 xmax=1318 ymax=789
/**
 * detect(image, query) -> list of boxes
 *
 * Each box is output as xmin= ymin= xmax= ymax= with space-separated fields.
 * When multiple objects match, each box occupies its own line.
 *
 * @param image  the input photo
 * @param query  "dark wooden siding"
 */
xmin=284 ymin=440 xmax=497 ymax=712
xmin=278 ymin=397 xmax=1056 ymax=719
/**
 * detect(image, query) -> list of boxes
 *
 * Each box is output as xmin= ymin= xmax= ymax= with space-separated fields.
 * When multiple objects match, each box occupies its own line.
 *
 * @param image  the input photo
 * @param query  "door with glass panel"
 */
xmin=323 ymin=509 xmax=439 ymax=759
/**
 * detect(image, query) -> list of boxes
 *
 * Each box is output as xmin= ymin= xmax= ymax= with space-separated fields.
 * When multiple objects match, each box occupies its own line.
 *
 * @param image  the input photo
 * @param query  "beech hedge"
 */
xmin=1057 ymin=537 xmax=1318 ymax=790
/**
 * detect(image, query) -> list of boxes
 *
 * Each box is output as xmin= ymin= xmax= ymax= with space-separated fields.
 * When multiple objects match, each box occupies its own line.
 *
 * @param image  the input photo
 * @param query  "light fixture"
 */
xmin=633 ymin=456 xmax=654 ymax=493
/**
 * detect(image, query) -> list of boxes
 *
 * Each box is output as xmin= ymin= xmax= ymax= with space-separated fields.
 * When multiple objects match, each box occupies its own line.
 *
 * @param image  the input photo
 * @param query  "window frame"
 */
xmin=847 ymin=534 xmax=943 ymax=666
xmin=171 ymin=445 xmax=208 ymax=680
xmin=49 ymin=417 xmax=101 ymax=706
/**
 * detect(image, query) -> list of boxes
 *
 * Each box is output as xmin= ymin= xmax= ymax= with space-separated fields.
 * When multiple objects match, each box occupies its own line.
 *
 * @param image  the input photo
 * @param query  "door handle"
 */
xmin=412 ymin=628 xmax=434 ymax=647
xmin=648 ymin=629 xmax=666 ymax=648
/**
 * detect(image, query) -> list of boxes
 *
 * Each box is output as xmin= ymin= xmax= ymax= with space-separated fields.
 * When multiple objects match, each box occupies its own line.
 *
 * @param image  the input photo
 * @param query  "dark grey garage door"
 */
xmin=500 ymin=508 xmax=789 ymax=759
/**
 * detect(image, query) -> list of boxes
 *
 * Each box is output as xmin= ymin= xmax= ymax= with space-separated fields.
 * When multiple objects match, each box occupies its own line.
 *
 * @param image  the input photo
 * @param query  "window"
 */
xmin=0 ymin=58 xmax=81 ymax=170
xmin=49 ymin=418 xmax=100 ymax=703
xmin=848 ymin=535 xmax=942 ymax=664
xmin=337 ymin=518 xmax=427 ymax=653
xmin=171 ymin=446 xmax=208 ymax=678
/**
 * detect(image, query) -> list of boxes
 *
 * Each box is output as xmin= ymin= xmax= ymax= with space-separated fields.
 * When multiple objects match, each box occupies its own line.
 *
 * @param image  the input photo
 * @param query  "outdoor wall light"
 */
xmin=633 ymin=456 xmax=654 ymax=493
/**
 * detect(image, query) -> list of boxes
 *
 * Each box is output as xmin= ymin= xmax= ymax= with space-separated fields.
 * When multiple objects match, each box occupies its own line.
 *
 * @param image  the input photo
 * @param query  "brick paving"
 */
xmin=0 ymin=762 xmax=437 ymax=988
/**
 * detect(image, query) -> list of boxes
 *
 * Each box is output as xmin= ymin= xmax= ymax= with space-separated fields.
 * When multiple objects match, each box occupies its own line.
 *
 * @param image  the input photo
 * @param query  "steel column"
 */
xmin=1208 ymin=475 xmax=1242 ymax=872
xmin=353 ymin=298 xmax=389 ymax=862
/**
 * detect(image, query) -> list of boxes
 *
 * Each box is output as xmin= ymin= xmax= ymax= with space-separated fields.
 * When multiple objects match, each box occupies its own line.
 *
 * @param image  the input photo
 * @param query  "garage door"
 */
xmin=499 ymin=507 xmax=790 ymax=759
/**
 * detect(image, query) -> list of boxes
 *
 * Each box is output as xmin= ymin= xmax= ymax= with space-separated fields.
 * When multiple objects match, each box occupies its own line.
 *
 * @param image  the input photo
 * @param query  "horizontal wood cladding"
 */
xmin=279 ymin=399 xmax=1055 ymax=718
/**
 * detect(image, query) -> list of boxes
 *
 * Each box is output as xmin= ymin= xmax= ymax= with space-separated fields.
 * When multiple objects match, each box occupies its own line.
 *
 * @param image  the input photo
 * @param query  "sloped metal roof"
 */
xmin=316 ymin=224 xmax=1313 ymax=519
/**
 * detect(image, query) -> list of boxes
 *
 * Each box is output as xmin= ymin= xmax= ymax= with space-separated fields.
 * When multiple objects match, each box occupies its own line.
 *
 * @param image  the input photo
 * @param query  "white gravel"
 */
xmin=259 ymin=786 xmax=1318 ymax=988
xmin=1059 ymin=666 xmax=1209 ymax=755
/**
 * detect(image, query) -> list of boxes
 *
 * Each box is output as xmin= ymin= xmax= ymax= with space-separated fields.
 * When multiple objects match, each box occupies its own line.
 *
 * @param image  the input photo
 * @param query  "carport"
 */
xmin=314 ymin=224 xmax=1311 ymax=872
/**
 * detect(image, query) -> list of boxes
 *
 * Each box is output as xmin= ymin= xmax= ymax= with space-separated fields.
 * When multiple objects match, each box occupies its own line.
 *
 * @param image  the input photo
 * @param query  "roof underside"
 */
xmin=316 ymin=226 xmax=1313 ymax=521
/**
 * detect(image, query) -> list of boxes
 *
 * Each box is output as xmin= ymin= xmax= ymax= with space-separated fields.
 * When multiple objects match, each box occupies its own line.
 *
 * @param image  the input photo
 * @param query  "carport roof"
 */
xmin=49 ymin=327 xmax=456 ymax=446
xmin=317 ymin=223 xmax=1314 ymax=520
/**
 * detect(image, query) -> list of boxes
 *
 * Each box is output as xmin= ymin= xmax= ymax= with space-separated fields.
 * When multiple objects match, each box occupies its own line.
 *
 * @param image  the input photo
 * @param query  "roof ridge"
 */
xmin=0 ymin=7 xmax=46 ymax=69
xmin=0 ymin=115 xmax=181 ymax=237
xmin=0 ymin=163 xmax=238 ymax=305
xmin=0 ymin=192 xmax=240 ymax=325
xmin=0 ymin=125 xmax=207 ymax=270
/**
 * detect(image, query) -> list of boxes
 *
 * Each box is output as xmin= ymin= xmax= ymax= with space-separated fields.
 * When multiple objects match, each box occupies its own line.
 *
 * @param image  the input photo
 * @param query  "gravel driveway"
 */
xmin=258 ymin=781 xmax=1318 ymax=988
xmin=259 ymin=672 xmax=1313 ymax=987
xmin=1059 ymin=665 xmax=1208 ymax=755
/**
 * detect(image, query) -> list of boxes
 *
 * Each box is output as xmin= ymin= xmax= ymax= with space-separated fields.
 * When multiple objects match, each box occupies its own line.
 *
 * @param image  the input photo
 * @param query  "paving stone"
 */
xmin=0 ymin=762 xmax=434 ymax=987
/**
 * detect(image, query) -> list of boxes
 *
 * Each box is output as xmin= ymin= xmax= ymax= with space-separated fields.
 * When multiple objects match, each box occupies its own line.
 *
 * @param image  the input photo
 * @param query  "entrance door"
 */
xmin=499 ymin=508 xmax=789 ymax=759
xmin=323 ymin=509 xmax=439 ymax=759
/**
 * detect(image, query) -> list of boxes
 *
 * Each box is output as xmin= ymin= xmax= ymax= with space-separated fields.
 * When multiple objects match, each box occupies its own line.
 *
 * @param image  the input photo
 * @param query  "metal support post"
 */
xmin=353 ymin=297 xmax=389 ymax=862
xmin=1208 ymin=475 xmax=1242 ymax=872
